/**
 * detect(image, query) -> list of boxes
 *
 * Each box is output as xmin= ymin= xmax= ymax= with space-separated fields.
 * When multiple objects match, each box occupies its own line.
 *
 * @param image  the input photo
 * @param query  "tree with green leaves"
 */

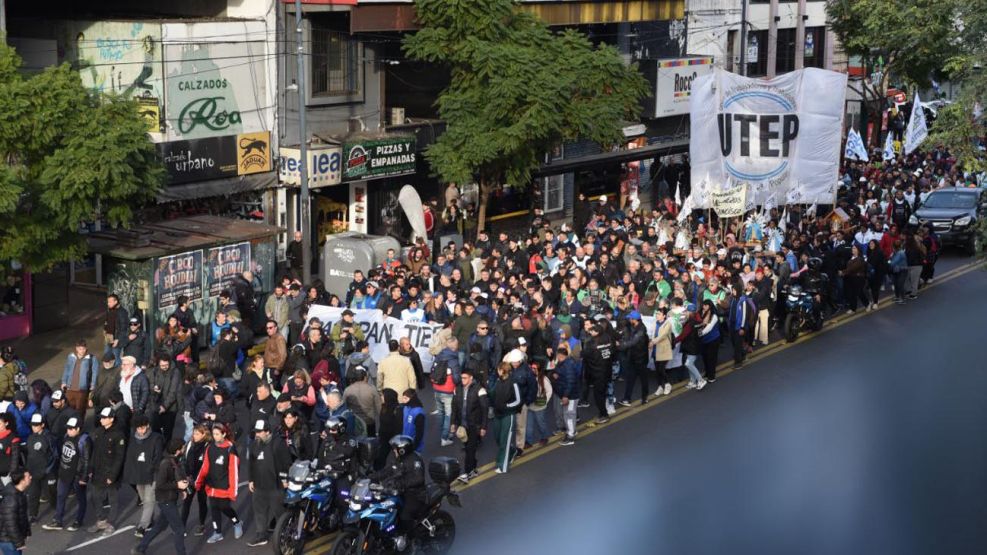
xmin=0 ymin=39 xmax=163 ymax=271
xmin=403 ymin=0 xmax=648 ymax=231
xmin=827 ymin=0 xmax=958 ymax=146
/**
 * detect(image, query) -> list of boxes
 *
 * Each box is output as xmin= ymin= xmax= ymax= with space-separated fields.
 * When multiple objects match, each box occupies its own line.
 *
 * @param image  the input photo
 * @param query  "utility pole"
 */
xmin=295 ymin=0 xmax=312 ymax=284
xmin=739 ymin=0 xmax=749 ymax=76
xmin=795 ymin=0 xmax=807 ymax=70
xmin=1 ymin=0 xmax=7 ymax=38
xmin=767 ymin=0 xmax=778 ymax=78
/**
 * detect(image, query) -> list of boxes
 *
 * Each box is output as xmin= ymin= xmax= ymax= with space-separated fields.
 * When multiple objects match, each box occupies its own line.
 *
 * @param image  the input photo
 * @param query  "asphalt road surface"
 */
xmin=25 ymin=253 xmax=983 ymax=555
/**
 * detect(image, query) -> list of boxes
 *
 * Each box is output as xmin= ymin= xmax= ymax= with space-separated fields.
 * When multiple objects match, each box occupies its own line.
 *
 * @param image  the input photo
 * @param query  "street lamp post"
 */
xmin=295 ymin=0 xmax=312 ymax=284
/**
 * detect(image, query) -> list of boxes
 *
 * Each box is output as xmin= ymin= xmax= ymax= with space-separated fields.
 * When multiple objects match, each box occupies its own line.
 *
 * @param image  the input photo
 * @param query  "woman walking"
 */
xmin=843 ymin=244 xmax=870 ymax=313
xmin=866 ymin=239 xmax=887 ymax=310
xmin=491 ymin=362 xmax=522 ymax=474
xmin=181 ymin=424 xmax=210 ymax=536
xmin=194 ymin=424 xmax=243 ymax=544
xmin=697 ymin=300 xmax=721 ymax=384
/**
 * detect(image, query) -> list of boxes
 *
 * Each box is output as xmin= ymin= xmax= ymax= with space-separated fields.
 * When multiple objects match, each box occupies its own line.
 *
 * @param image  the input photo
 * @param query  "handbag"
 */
xmin=455 ymin=425 xmax=468 ymax=443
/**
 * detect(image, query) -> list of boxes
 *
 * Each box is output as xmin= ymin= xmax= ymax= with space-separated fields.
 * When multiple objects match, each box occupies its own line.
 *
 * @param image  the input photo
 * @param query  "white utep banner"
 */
xmin=904 ymin=92 xmax=928 ymax=155
xmin=690 ymin=67 xmax=848 ymax=207
xmin=307 ymin=305 xmax=444 ymax=370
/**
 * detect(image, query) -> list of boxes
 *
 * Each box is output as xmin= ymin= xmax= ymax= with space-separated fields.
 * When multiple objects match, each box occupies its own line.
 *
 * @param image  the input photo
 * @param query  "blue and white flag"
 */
xmin=844 ymin=128 xmax=869 ymax=161
xmin=883 ymin=132 xmax=896 ymax=161
xmin=904 ymin=92 xmax=928 ymax=155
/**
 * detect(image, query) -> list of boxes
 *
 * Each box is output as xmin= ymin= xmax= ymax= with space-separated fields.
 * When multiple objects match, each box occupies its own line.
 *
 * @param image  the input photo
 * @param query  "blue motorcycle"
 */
xmin=330 ymin=457 xmax=461 ymax=555
xmin=783 ymin=284 xmax=824 ymax=342
xmin=273 ymin=459 xmax=345 ymax=555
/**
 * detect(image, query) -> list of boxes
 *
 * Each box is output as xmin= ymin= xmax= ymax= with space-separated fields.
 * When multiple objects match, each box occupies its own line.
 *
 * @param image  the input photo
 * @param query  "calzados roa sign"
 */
xmin=343 ymin=137 xmax=416 ymax=181
xmin=155 ymin=250 xmax=203 ymax=309
xmin=205 ymin=242 xmax=251 ymax=297
xmin=689 ymin=68 xmax=847 ymax=208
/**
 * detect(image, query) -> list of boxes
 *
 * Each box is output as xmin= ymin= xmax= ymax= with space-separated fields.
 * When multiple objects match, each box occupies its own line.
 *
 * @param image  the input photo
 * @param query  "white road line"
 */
xmin=66 ymin=525 xmax=136 ymax=551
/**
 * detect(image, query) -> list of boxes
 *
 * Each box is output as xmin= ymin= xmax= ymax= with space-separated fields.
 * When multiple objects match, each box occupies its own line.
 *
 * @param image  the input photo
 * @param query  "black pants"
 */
xmin=251 ymin=488 xmax=284 ymax=538
xmin=26 ymin=473 xmax=53 ymax=519
xmin=869 ymin=272 xmax=885 ymax=305
xmin=462 ymin=425 xmax=481 ymax=474
xmin=654 ymin=360 xmax=668 ymax=387
xmin=701 ymin=340 xmax=719 ymax=380
xmin=182 ymin=488 xmax=208 ymax=527
xmin=90 ymin=482 xmax=119 ymax=523
xmin=845 ymin=276 xmax=869 ymax=311
xmin=589 ymin=372 xmax=609 ymax=418
xmin=730 ymin=329 xmax=745 ymax=365
xmin=621 ymin=361 xmax=648 ymax=403
xmin=921 ymin=261 xmax=936 ymax=281
xmin=136 ymin=501 xmax=186 ymax=555
xmin=209 ymin=497 xmax=239 ymax=534
xmin=152 ymin=410 xmax=177 ymax=442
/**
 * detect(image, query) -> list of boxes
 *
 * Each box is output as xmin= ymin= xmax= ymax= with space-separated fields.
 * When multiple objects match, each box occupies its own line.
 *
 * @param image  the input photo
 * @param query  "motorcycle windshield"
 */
xmin=351 ymin=480 xmax=372 ymax=501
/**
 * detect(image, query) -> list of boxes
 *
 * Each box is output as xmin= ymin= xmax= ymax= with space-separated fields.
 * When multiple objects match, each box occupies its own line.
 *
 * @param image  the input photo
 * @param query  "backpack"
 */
xmin=430 ymin=357 xmax=449 ymax=386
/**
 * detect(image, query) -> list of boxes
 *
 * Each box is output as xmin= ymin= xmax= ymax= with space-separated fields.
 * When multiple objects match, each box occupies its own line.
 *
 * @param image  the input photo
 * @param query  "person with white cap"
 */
xmin=43 ymin=416 xmax=88 ymax=532
xmin=23 ymin=413 xmax=55 ymax=524
xmin=245 ymin=419 xmax=289 ymax=547
xmin=44 ymin=390 xmax=77 ymax=449
xmin=88 ymin=406 xmax=126 ymax=536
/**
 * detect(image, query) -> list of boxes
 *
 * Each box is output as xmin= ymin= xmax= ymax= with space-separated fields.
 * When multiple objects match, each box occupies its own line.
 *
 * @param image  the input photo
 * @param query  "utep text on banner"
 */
xmin=689 ymin=68 xmax=847 ymax=207
xmin=307 ymin=306 xmax=444 ymax=371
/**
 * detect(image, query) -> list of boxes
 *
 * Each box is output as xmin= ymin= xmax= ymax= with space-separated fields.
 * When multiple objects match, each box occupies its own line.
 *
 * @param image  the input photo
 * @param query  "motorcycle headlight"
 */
xmin=349 ymin=502 xmax=363 ymax=511
xmin=955 ymin=215 xmax=973 ymax=227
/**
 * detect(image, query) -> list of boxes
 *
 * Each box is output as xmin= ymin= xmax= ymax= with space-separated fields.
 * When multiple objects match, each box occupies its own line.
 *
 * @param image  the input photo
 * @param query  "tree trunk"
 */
xmin=477 ymin=177 xmax=490 ymax=234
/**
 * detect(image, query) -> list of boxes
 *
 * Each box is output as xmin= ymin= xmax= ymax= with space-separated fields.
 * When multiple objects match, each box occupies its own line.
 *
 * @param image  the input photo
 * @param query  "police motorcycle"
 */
xmin=272 ymin=458 xmax=347 ymax=555
xmin=330 ymin=449 xmax=461 ymax=555
xmin=782 ymin=258 xmax=828 ymax=342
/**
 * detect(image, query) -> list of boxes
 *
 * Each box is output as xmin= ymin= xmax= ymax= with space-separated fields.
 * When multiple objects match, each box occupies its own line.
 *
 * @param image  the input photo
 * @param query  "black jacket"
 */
xmin=0 ymin=430 xmax=20 ymax=477
xmin=23 ymin=431 xmax=56 ymax=479
xmin=120 ymin=330 xmax=150 ymax=367
xmin=45 ymin=405 xmax=79 ymax=443
xmin=316 ymin=434 xmax=357 ymax=475
xmin=154 ymin=453 xmax=186 ymax=504
xmin=148 ymin=365 xmax=182 ymax=414
xmin=617 ymin=322 xmax=649 ymax=366
xmin=582 ymin=336 xmax=614 ymax=377
xmin=491 ymin=377 xmax=522 ymax=418
xmin=90 ymin=425 xmax=126 ymax=484
xmin=0 ymin=483 xmax=29 ymax=547
xmin=375 ymin=451 xmax=426 ymax=501
xmin=182 ymin=439 xmax=208 ymax=483
xmin=123 ymin=430 xmax=163 ymax=485
xmin=122 ymin=370 xmax=151 ymax=415
xmin=248 ymin=396 xmax=278 ymax=437
xmin=248 ymin=435 xmax=292 ymax=491
xmin=451 ymin=381 xmax=488 ymax=430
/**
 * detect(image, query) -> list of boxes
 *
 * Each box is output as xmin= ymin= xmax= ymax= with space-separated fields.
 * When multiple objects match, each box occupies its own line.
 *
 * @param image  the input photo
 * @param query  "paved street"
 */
xmin=20 ymin=253 xmax=985 ymax=555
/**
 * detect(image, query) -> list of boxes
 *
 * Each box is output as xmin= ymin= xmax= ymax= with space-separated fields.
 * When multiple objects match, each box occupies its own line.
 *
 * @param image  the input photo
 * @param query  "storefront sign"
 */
xmin=205 ymin=242 xmax=251 ymax=297
xmin=154 ymin=250 xmax=203 ymax=309
xmin=158 ymin=131 xmax=271 ymax=185
xmin=342 ymin=137 xmax=416 ymax=181
xmin=163 ymin=22 xmax=270 ymax=141
xmin=651 ymin=57 xmax=714 ymax=117
xmin=278 ymin=145 xmax=343 ymax=188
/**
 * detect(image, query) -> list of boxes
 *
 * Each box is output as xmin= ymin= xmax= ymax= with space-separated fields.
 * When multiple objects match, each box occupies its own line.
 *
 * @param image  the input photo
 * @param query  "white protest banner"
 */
xmin=307 ymin=305 xmax=444 ymax=370
xmin=904 ymin=92 xmax=928 ymax=155
xmin=690 ymin=67 xmax=847 ymax=207
xmin=710 ymin=185 xmax=747 ymax=218
xmin=844 ymin=128 xmax=869 ymax=162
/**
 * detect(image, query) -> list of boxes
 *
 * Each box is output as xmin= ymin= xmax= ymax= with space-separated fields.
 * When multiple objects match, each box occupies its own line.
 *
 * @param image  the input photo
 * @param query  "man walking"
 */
xmin=104 ymin=294 xmax=129 ymax=366
xmin=0 ymin=470 xmax=31 ymax=555
xmin=61 ymin=340 xmax=98 ymax=422
xmin=124 ymin=414 xmax=163 ymax=537
xmin=88 ymin=407 xmax=126 ymax=536
xmin=377 ymin=340 xmax=417 ymax=396
xmin=246 ymin=419 xmax=290 ymax=547
xmin=132 ymin=438 xmax=189 ymax=555
xmin=22 ymin=415 xmax=55 ymax=524
xmin=450 ymin=368 xmax=487 ymax=483
xmin=42 ymin=417 xmax=88 ymax=532
xmin=148 ymin=356 xmax=181 ymax=442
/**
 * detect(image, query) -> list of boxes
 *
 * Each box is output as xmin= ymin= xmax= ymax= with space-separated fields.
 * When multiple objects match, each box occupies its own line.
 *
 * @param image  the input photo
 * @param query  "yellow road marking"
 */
xmin=305 ymin=260 xmax=980 ymax=553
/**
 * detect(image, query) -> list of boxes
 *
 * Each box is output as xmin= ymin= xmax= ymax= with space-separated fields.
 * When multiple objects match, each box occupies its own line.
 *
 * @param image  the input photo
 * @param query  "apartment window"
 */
xmin=803 ymin=27 xmax=825 ymax=69
xmin=776 ymin=28 xmax=797 ymax=74
xmin=544 ymin=175 xmax=564 ymax=213
xmin=746 ymin=30 xmax=768 ymax=77
xmin=309 ymin=26 xmax=362 ymax=103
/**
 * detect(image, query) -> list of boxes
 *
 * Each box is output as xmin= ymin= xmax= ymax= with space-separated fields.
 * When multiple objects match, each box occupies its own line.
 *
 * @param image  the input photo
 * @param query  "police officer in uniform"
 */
xmin=373 ymin=436 xmax=426 ymax=547
xmin=245 ymin=419 xmax=290 ymax=547
xmin=581 ymin=325 xmax=614 ymax=424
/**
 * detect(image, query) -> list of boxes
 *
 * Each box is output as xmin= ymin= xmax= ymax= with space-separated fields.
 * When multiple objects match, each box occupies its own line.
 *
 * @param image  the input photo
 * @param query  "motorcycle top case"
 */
xmin=428 ymin=456 xmax=461 ymax=484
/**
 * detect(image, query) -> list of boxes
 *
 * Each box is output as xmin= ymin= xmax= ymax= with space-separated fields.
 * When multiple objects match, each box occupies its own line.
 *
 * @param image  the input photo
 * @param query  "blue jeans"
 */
xmin=54 ymin=478 xmax=86 ymax=526
xmin=525 ymin=407 xmax=553 ymax=444
xmin=137 ymin=501 xmax=186 ymax=555
xmin=435 ymin=392 xmax=453 ymax=441
xmin=684 ymin=354 xmax=703 ymax=383
xmin=0 ymin=542 xmax=21 ymax=555
xmin=103 ymin=343 xmax=122 ymax=368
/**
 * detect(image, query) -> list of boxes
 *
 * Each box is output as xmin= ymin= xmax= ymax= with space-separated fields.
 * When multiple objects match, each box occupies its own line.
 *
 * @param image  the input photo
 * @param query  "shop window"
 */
xmin=309 ymin=26 xmax=362 ymax=104
xmin=746 ymin=30 xmax=768 ymax=77
xmin=776 ymin=28 xmax=797 ymax=75
xmin=803 ymin=27 xmax=825 ymax=69
xmin=544 ymin=175 xmax=564 ymax=214
xmin=0 ymin=263 xmax=26 ymax=318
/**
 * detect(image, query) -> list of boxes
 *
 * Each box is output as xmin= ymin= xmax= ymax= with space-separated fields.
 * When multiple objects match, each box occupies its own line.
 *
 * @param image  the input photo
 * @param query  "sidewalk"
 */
xmin=1 ymin=286 xmax=106 ymax=386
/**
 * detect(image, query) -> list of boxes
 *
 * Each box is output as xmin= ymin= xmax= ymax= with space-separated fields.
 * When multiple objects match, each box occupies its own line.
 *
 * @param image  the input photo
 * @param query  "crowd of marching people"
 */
xmin=0 ymin=144 xmax=966 ymax=554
